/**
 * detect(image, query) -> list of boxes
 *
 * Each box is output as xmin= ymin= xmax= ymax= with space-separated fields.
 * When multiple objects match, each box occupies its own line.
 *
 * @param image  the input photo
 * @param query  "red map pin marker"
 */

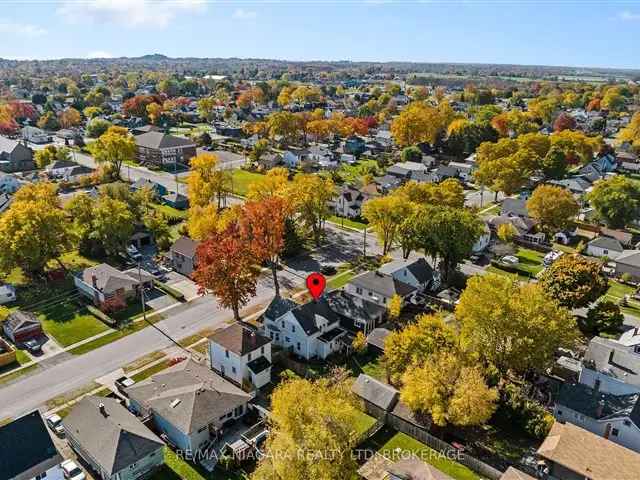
xmin=306 ymin=272 xmax=326 ymax=301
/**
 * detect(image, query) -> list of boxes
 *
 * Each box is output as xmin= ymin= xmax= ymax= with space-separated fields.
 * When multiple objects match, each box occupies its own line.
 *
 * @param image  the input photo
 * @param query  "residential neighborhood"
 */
xmin=2 ymin=3 xmax=640 ymax=480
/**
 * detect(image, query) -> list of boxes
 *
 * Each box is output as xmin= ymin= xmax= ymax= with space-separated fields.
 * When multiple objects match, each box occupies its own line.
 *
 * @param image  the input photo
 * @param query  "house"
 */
xmin=473 ymin=222 xmax=492 ymax=253
xmin=326 ymin=289 xmax=387 ymax=333
xmin=334 ymin=185 xmax=369 ymax=219
xmin=3 ymin=311 xmax=42 ymax=343
xmin=0 ymin=192 xmax=12 ymax=213
xmin=578 ymin=162 xmax=607 ymax=183
xmin=0 ymin=284 xmax=16 ymax=305
xmin=374 ymin=174 xmax=403 ymax=192
xmin=501 ymin=198 xmax=529 ymax=218
xmin=0 ymin=410 xmax=64 ymax=480
xmin=580 ymin=333 xmax=640 ymax=395
xmin=134 ymin=131 xmax=197 ymax=167
xmin=345 ymin=270 xmax=417 ymax=306
xmin=64 ymin=396 xmax=164 ymax=480
xmin=21 ymin=126 xmax=51 ymax=144
xmin=344 ymin=136 xmax=366 ymax=156
xmin=282 ymin=149 xmax=307 ymax=168
xmin=208 ymin=322 xmax=272 ymax=389
xmin=536 ymin=422 xmax=640 ymax=480
xmin=586 ymin=236 xmax=624 ymax=260
xmin=170 ymin=236 xmax=200 ymax=276
xmin=126 ymin=359 xmax=251 ymax=452
xmin=261 ymin=296 xmax=346 ymax=360
xmin=0 ymin=137 xmax=34 ymax=173
xmin=377 ymin=257 xmax=439 ymax=293
xmin=46 ymin=159 xmax=77 ymax=178
xmin=614 ymin=250 xmax=640 ymax=281
xmin=554 ymin=382 xmax=640 ymax=453
xmin=387 ymin=161 xmax=428 ymax=180
xmin=594 ymin=153 xmax=618 ymax=173
xmin=487 ymin=215 xmax=543 ymax=244
xmin=162 ymin=191 xmax=188 ymax=210
xmin=366 ymin=327 xmax=391 ymax=353
xmin=74 ymin=263 xmax=154 ymax=311
xmin=447 ymin=161 xmax=475 ymax=182
xmin=130 ymin=124 xmax=162 ymax=136
xmin=549 ymin=176 xmax=593 ymax=195
xmin=431 ymin=164 xmax=460 ymax=183
xmin=131 ymin=178 xmax=168 ymax=197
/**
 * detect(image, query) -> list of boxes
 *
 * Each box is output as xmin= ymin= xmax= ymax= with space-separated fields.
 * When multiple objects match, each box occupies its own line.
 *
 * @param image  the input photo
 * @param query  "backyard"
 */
xmin=230 ymin=169 xmax=270 ymax=197
xmin=487 ymin=247 xmax=545 ymax=280
xmin=151 ymin=448 xmax=248 ymax=480
xmin=602 ymin=280 xmax=640 ymax=318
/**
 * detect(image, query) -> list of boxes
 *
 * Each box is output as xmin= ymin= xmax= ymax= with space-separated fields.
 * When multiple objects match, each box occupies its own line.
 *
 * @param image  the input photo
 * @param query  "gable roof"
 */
xmin=587 ymin=235 xmax=624 ymax=252
xmin=0 ymin=137 xmax=21 ymax=155
xmin=387 ymin=456 xmax=454 ymax=480
xmin=616 ymin=250 xmax=640 ymax=268
xmin=64 ymin=396 xmax=162 ymax=476
xmin=501 ymin=197 xmax=529 ymax=217
xmin=377 ymin=257 xmax=434 ymax=285
xmin=288 ymin=297 xmax=342 ymax=335
xmin=583 ymin=336 xmax=640 ymax=388
xmin=500 ymin=467 xmax=536 ymax=480
xmin=367 ymin=327 xmax=391 ymax=351
xmin=264 ymin=295 xmax=297 ymax=322
xmin=4 ymin=311 xmax=40 ymax=333
xmin=348 ymin=271 xmax=416 ymax=299
xmin=537 ymin=422 xmax=640 ymax=480
xmin=556 ymin=382 xmax=640 ymax=426
xmin=171 ymin=236 xmax=199 ymax=259
xmin=208 ymin=322 xmax=271 ymax=356
xmin=135 ymin=131 xmax=195 ymax=149
xmin=80 ymin=263 xmax=140 ymax=294
xmin=352 ymin=374 xmax=399 ymax=411
xmin=325 ymin=290 xmax=387 ymax=324
xmin=126 ymin=359 xmax=251 ymax=435
xmin=0 ymin=410 xmax=62 ymax=480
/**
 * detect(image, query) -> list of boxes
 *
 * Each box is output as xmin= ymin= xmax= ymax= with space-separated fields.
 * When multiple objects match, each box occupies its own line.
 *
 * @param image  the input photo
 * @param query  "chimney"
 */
xmin=596 ymin=397 xmax=605 ymax=418
xmin=98 ymin=402 xmax=107 ymax=417
xmin=91 ymin=274 xmax=98 ymax=289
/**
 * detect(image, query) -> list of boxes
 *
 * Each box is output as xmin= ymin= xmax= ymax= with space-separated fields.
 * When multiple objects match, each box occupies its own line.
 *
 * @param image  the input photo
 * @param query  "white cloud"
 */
xmin=58 ymin=0 xmax=206 ymax=28
xmin=619 ymin=11 xmax=640 ymax=21
xmin=0 ymin=19 xmax=47 ymax=37
xmin=87 ymin=51 xmax=115 ymax=59
xmin=232 ymin=8 xmax=257 ymax=20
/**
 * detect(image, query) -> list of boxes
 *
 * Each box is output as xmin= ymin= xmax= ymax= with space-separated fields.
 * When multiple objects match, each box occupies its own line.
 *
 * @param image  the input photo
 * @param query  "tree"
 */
xmin=289 ymin=174 xmax=335 ymax=246
xmin=387 ymin=294 xmax=403 ymax=323
xmin=241 ymin=198 xmax=288 ymax=297
xmin=390 ymin=101 xmax=452 ymax=147
xmin=550 ymin=130 xmax=602 ymax=164
xmin=457 ymin=274 xmax=577 ymax=376
xmin=400 ymin=351 xmax=498 ymax=427
xmin=187 ymin=204 xmax=221 ymax=240
xmin=251 ymin=378 xmax=360 ymax=480
xmin=197 ymin=96 xmax=217 ymax=122
xmin=396 ymin=179 xmax=465 ymax=209
xmin=250 ymin=138 xmax=270 ymax=163
xmin=88 ymin=126 xmax=136 ymax=179
xmin=553 ymin=112 xmax=577 ymax=132
xmin=587 ymin=175 xmax=640 ymax=228
xmin=186 ymin=153 xmax=232 ymax=209
xmin=34 ymin=145 xmax=71 ymax=169
xmin=352 ymin=331 xmax=368 ymax=354
xmin=362 ymin=195 xmax=412 ymax=255
xmin=193 ymin=222 xmax=260 ymax=321
xmin=602 ymin=89 xmax=625 ymax=112
xmin=383 ymin=313 xmax=457 ymax=383
xmin=400 ymin=146 xmax=422 ymax=163
xmin=86 ymin=118 xmax=112 ymax=138
xmin=89 ymin=197 xmax=135 ymax=256
xmin=526 ymin=185 xmax=579 ymax=235
xmin=247 ymin=167 xmax=289 ymax=200
xmin=36 ymin=111 xmax=59 ymax=130
xmin=618 ymin=112 xmax=640 ymax=153
xmin=583 ymin=301 xmax=624 ymax=335
xmin=538 ymin=254 xmax=608 ymax=309
xmin=58 ymin=107 xmax=81 ymax=129
xmin=542 ymin=146 xmax=568 ymax=179
xmin=143 ymin=211 xmax=171 ymax=251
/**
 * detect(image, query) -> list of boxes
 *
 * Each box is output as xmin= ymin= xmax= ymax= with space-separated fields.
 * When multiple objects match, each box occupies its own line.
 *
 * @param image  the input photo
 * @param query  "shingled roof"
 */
xmin=135 ymin=131 xmax=195 ymax=149
xmin=208 ymin=322 xmax=271 ymax=357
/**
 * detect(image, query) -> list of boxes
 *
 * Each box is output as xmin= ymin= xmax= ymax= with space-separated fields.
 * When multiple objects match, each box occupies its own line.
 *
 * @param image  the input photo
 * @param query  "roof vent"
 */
xmin=170 ymin=399 xmax=181 ymax=408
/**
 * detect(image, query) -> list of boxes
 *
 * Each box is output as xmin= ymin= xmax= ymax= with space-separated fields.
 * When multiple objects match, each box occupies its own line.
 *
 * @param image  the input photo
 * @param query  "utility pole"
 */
xmin=363 ymin=227 xmax=367 ymax=259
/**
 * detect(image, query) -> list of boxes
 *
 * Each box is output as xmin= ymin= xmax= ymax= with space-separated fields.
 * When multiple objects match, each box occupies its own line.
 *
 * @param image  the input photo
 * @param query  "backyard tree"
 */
xmin=618 ymin=112 xmax=640 ymax=153
xmin=246 ymin=167 xmax=289 ymax=201
xmin=541 ymin=146 xmax=568 ymax=179
xmin=88 ymin=126 xmax=136 ymax=179
xmin=538 ymin=254 xmax=608 ymax=309
xmin=390 ymin=101 xmax=452 ymax=147
xmin=58 ymin=107 xmax=81 ymax=129
xmin=187 ymin=204 xmax=221 ymax=240
xmin=400 ymin=351 xmax=498 ymax=427
xmin=193 ymin=221 xmax=260 ymax=321
xmin=241 ymin=197 xmax=288 ymax=297
xmin=587 ymin=175 xmax=640 ymax=228
xmin=186 ymin=152 xmax=232 ymax=209
xmin=400 ymin=145 xmax=422 ymax=163
xmin=251 ymin=377 xmax=360 ymax=480
xmin=457 ymin=274 xmax=578 ymax=377
xmin=526 ymin=184 xmax=579 ymax=235
xmin=584 ymin=301 xmax=625 ymax=335
xmin=90 ymin=197 xmax=135 ymax=256
xmin=289 ymin=173 xmax=335 ymax=247
xmin=362 ymin=194 xmax=413 ymax=255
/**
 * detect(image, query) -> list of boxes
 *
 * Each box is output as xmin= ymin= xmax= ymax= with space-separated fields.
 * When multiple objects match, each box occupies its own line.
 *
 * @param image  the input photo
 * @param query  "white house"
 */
xmin=208 ymin=322 xmax=272 ymax=389
xmin=473 ymin=222 xmax=491 ymax=253
xmin=0 ymin=171 xmax=20 ymax=193
xmin=22 ymin=126 xmax=51 ymax=144
xmin=261 ymin=296 xmax=346 ymax=360
xmin=377 ymin=257 xmax=439 ymax=293
xmin=586 ymin=236 xmax=624 ymax=260
xmin=283 ymin=150 xmax=304 ymax=168
xmin=334 ymin=186 xmax=368 ymax=219
xmin=554 ymin=382 xmax=640 ymax=453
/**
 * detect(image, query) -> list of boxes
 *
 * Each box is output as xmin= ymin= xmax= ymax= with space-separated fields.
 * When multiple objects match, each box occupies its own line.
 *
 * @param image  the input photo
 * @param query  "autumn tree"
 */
xmin=390 ymin=101 xmax=452 ymax=147
xmin=400 ymin=146 xmax=422 ymax=163
xmin=246 ymin=167 xmax=289 ymax=201
xmin=193 ymin=221 xmax=260 ymax=321
xmin=395 ymin=179 xmax=465 ymax=209
xmin=583 ymin=301 xmax=624 ymax=336
xmin=587 ymin=175 xmax=640 ymax=228
xmin=251 ymin=378 xmax=360 ymax=480
xmin=362 ymin=194 xmax=413 ymax=255
xmin=58 ymin=107 xmax=81 ymax=129
xmin=241 ymin=197 xmax=288 ymax=297
xmin=550 ymin=130 xmax=602 ymax=164
xmin=289 ymin=173 xmax=335 ymax=246
xmin=187 ymin=204 xmax=222 ymax=240
xmin=457 ymin=274 xmax=578 ymax=377
xmin=34 ymin=145 xmax=71 ymax=169
xmin=526 ymin=184 xmax=579 ymax=235
xmin=538 ymin=254 xmax=608 ymax=309
xmin=186 ymin=153 xmax=232 ymax=209
xmin=88 ymin=126 xmax=136 ymax=179
xmin=90 ymin=197 xmax=135 ymax=256
xmin=553 ymin=112 xmax=577 ymax=132
xmin=542 ymin=146 xmax=568 ymax=179
xmin=618 ymin=112 xmax=640 ymax=153
xmin=400 ymin=351 xmax=498 ymax=427
xmin=86 ymin=118 xmax=112 ymax=138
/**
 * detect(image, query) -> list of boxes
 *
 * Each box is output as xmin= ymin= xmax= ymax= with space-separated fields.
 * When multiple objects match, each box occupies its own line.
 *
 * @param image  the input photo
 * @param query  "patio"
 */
xmin=199 ymin=420 xmax=268 ymax=472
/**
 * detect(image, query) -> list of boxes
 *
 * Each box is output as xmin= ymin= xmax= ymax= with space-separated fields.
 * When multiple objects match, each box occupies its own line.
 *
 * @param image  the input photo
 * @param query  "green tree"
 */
xmin=90 ymin=197 xmax=135 ymax=256
xmin=526 ymin=184 xmax=579 ymax=235
xmin=88 ymin=126 xmax=136 ymax=179
xmin=86 ymin=118 xmax=112 ymax=138
xmin=362 ymin=194 xmax=413 ymax=255
xmin=583 ymin=301 xmax=624 ymax=335
xmin=400 ymin=145 xmax=422 ymax=163
xmin=538 ymin=254 xmax=608 ymax=309
xmin=290 ymin=174 xmax=335 ymax=246
xmin=587 ymin=176 xmax=640 ymax=228
xmin=542 ymin=146 xmax=568 ymax=179
xmin=457 ymin=274 xmax=577 ymax=376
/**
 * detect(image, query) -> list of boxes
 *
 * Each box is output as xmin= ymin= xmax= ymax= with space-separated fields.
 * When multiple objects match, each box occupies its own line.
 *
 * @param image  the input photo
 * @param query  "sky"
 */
xmin=1 ymin=0 xmax=640 ymax=69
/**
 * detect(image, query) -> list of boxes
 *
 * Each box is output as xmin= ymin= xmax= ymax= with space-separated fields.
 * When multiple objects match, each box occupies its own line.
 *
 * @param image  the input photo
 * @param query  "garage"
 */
xmin=3 ymin=311 xmax=42 ymax=344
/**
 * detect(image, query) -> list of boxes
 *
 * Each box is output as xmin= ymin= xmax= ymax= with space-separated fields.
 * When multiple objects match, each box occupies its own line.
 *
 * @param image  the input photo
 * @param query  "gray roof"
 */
xmin=4 ymin=311 xmax=40 ymax=333
xmin=326 ymin=290 xmax=386 ymax=325
xmin=81 ymin=263 xmax=141 ymax=294
xmin=171 ymin=236 xmax=199 ymax=259
xmin=352 ymin=374 xmax=399 ymax=411
xmin=0 ymin=136 xmax=21 ymax=154
xmin=588 ymin=236 xmax=624 ymax=252
xmin=264 ymin=295 xmax=297 ymax=321
xmin=288 ymin=297 xmax=342 ymax=335
xmin=501 ymin=197 xmax=529 ymax=217
xmin=378 ymin=257 xmax=434 ymax=285
xmin=387 ymin=456 xmax=454 ymax=480
xmin=126 ymin=359 xmax=251 ymax=435
xmin=135 ymin=131 xmax=195 ymax=149
xmin=208 ymin=322 xmax=271 ymax=356
xmin=63 ymin=396 xmax=163 ymax=476
xmin=366 ymin=328 xmax=392 ymax=351
xmin=583 ymin=336 xmax=640 ymax=388
xmin=557 ymin=382 xmax=640 ymax=426
xmin=616 ymin=250 xmax=640 ymax=268
xmin=348 ymin=271 xmax=416 ymax=299
xmin=0 ymin=410 xmax=62 ymax=480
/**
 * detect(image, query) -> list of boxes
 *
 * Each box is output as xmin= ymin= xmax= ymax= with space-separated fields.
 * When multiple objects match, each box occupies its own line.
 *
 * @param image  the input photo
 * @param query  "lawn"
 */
xmin=328 ymin=215 xmax=368 ymax=231
xmin=37 ymin=299 xmax=110 ymax=347
xmin=153 ymin=203 xmax=188 ymax=221
xmin=230 ymin=170 xmax=270 ymax=197
xmin=150 ymin=448 xmax=248 ymax=480
xmin=354 ymin=410 xmax=377 ymax=436
xmin=131 ymin=359 xmax=174 ymax=382
xmin=348 ymin=352 xmax=387 ymax=382
xmin=336 ymin=159 xmax=380 ymax=184
xmin=602 ymin=280 xmax=640 ymax=318
xmin=489 ymin=247 xmax=545 ymax=280
xmin=0 ymin=364 xmax=38 ymax=386
xmin=327 ymin=270 xmax=356 ymax=290
xmin=361 ymin=428 xmax=481 ymax=480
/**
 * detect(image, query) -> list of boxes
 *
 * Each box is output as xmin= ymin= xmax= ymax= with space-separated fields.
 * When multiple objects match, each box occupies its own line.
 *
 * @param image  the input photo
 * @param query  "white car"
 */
xmin=500 ymin=255 xmax=519 ymax=265
xmin=46 ymin=414 xmax=65 ymax=436
xmin=61 ymin=459 xmax=86 ymax=480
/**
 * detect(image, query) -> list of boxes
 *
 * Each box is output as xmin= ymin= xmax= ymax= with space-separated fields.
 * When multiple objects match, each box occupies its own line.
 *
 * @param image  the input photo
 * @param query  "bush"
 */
xmin=86 ymin=304 xmax=117 ymax=327
xmin=499 ymin=383 xmax=553 ymax=440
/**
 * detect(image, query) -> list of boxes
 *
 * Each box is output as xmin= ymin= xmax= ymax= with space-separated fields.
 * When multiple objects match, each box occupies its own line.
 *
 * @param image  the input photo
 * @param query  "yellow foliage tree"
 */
xmin=186 ymin=153 xmax=232 ymax=209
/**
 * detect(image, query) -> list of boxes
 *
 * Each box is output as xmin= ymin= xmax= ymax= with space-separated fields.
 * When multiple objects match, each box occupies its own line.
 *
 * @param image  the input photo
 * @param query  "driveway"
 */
xmin=163 ymin=271 xmax=201 ymax=301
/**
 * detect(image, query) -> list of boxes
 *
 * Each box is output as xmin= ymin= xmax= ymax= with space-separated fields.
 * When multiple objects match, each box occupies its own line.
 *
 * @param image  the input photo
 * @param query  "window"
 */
xmin=368 ymin=291 xmax=373 ymax=296
xmin=624 ymin=420 xmax=632 ymax=426
xmin=225 ymin=349 xmax=229 ymax=358
xmin=635 ymin=345 xmax=640 ymax=355
xmin=356 ymin=287 xmax=362 ymax=294
xmin=292 ymin=325 xmax=296 ymax=333
xmin=297 ymin=342 xmax=301 ymax=351
xmin=557 ymin=410 xmax=563 ymax=416
xmin=232 ymin=366 xmax=236 ymax=374
xmin=281 ymin=320 xmax=285 ymax=328
xmin=612 ymin=428 xmax=620 ymax=437
xmin=248 ymin=353 xmax=252 ymax=361
xmin=595 ymin=379 xmax=601 ymax=390
xmin=261 ymin=346 xmax=264 ymax=354
xmin=285 ymin=337 xmax=290 ymax=343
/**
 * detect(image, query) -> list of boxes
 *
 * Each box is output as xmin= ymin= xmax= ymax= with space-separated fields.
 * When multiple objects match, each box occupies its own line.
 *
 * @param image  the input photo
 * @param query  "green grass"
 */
xmin=0 ymin=364 xmax=38 ymax=386
xmin=328 ymin=215 xmax=368 ymax=231
xmin=327 ymin=270 xmax=356 ymax=290
xmin=336 ymin=159 xmax=380 ymax=184
xmin=14 ymin=349 xmax=31 ymax=365
xmin=362 ymin=428 xmax=481 ymax=480
xmin=485 ymin=266 xmax=531 ymax=282
xmin=153 ymin=203 xmax=188 ymax=220
xmin=38 ymin=300 xmax=110 ymax=347
xmin=151 ymin=448 xmax=248 ymax=480
xmin=354 ymin=410 xmax=377 ymax=436
xmin=131 ymin=359 xmax=174 ymax=382
xmin=602 ymin=280 xmax=640 ymax=318
xmin=514 ymin=248 xmax=545 ymax=275
xmin=348 ymin=352 xmax=388 ymax=382
xmin=230 ymin=169 xmax=272 ymax=197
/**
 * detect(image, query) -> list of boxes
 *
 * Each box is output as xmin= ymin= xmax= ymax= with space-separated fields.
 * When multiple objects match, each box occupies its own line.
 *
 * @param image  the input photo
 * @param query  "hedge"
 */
xmin=86 ymin=305 xmax=118 ymax=327
xmin=154 ymin=280 xmax=186 ymax=302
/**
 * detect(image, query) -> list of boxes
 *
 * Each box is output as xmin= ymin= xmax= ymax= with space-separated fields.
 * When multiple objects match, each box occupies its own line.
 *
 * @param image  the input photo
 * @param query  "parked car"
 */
xmin=23 ymin=338 xmax=41 ymax=353
xmin=126 ymin=245 xmax=143 ymax=261
xmin=320 ymin=265 xmax=337 ymax=276
xmin=61 ymin=459 xmax=86 ymax=480
xmin=46 ymin=413 xmax=65 ymax=436
xmin=500 ymin=255 xmax=519 ymax=265
xmin=543 ymin=250 xmax=562 ymax=267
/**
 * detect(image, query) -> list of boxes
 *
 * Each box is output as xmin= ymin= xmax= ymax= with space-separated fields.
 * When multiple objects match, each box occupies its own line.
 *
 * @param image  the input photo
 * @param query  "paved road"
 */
xmin=0 ymin=225 xmax=380 ymax=420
